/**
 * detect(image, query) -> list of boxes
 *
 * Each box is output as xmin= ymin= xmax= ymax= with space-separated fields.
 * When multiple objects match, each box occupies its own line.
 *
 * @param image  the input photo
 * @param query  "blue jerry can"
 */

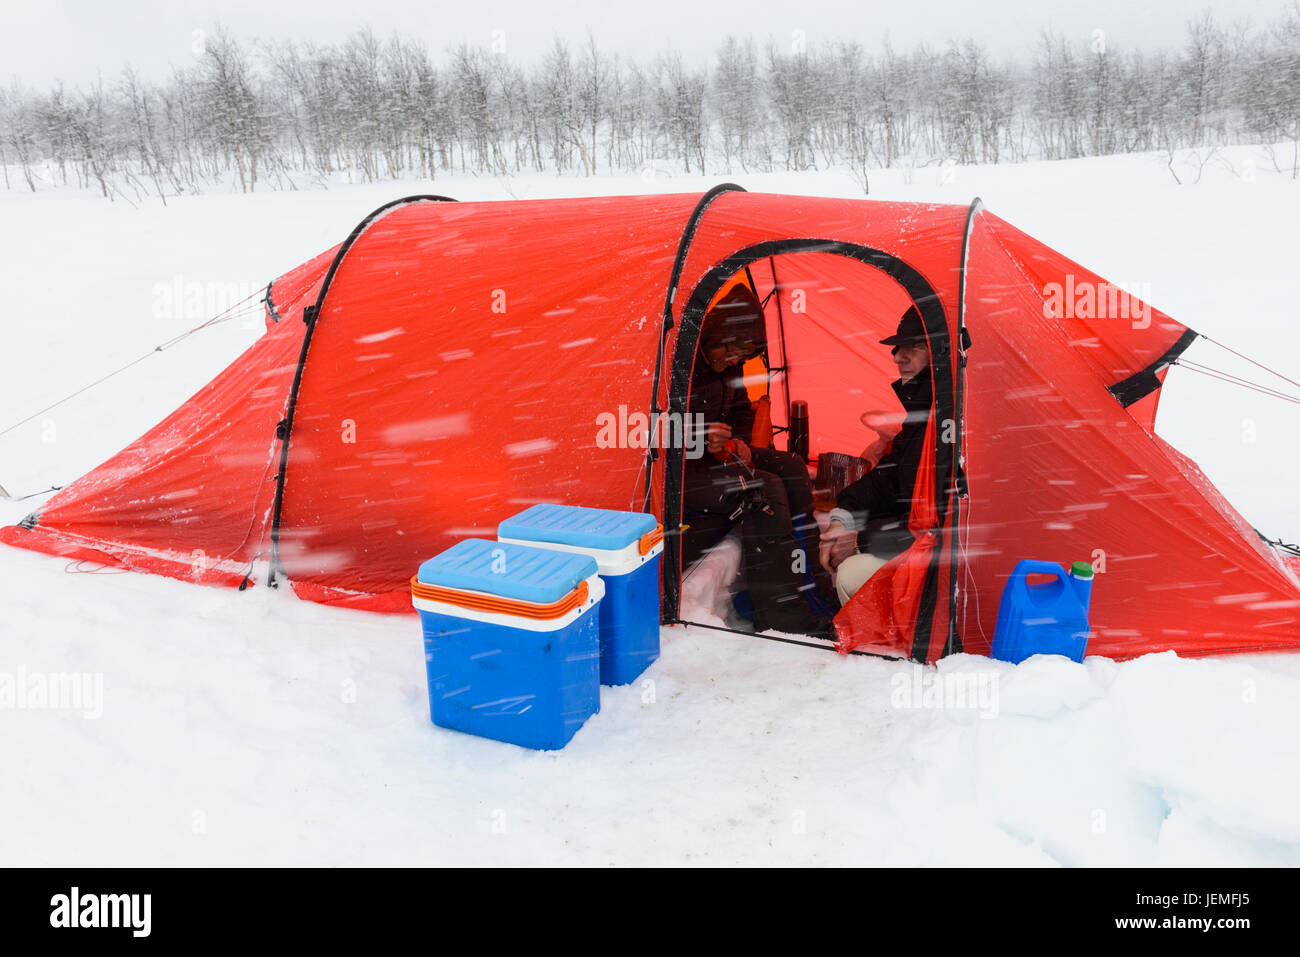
xmin=990 ymin=560 xmax=1094 ymax=664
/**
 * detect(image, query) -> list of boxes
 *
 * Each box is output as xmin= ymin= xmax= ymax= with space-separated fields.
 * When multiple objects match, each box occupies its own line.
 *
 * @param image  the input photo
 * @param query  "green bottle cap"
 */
xmin=1071 ymin=561 xmax=1093 ymax=579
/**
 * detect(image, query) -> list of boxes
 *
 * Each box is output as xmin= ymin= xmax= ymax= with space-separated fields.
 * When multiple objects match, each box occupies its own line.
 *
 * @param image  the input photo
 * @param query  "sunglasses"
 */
xmin=707 ymin=339 xmax=760 ymax=358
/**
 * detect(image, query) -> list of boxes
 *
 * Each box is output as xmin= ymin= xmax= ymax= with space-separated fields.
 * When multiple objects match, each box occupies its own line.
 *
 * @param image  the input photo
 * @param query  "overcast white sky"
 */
xmin=4 ymin=0 xmax=1296 ymax=88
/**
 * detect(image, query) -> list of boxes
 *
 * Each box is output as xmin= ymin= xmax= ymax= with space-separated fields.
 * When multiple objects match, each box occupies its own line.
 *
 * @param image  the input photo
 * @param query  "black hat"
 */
xmin=879 ymin=306 xmax=927 ymax=347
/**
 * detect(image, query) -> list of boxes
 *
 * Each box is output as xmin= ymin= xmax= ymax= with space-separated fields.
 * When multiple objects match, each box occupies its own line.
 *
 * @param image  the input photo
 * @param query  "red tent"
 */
xmin=5 ymin=188 xmax=1299 ymax=661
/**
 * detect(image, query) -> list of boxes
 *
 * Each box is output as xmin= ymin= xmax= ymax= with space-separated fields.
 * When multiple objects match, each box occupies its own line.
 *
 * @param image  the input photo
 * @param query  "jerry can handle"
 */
xmin=1011 ymin=559 xmax=1068 ymax=601
xmin=1014 ymin=559 xmax=1067 ymax=579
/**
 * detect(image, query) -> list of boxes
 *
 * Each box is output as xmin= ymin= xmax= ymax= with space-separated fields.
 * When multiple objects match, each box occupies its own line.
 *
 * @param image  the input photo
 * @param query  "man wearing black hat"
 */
xmin=820 ymin=306 xmax=933 ymax=603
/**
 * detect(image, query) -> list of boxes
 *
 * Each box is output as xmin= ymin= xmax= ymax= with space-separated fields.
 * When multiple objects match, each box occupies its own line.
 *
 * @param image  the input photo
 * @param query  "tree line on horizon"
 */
xmin=1 ymin=9 xmax=1298 ymax=202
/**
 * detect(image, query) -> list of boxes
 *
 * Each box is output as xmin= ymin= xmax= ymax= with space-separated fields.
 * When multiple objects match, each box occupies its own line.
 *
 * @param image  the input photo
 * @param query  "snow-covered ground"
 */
xmin=2 ymin=147 xmax=1299 ymax=866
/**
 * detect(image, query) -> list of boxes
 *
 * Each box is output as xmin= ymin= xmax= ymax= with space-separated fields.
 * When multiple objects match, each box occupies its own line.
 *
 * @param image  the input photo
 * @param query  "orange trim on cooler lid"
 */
xmin=410 ymin=576 xmax=589 ymax=620
xmin=639 ymin=524 xmax=664 ymax=555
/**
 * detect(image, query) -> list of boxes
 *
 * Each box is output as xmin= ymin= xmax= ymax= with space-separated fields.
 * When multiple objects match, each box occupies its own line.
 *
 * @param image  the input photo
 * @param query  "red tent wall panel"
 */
xmin=0 ymin=319 xmax=304 ymax=585
xmin=980 ymin=212 xmax=1189 ymax=432
xmin=276 ymin=194 xmax=702 ymax=606
xmin=961 ymin=218 xmax=1300 ymax=657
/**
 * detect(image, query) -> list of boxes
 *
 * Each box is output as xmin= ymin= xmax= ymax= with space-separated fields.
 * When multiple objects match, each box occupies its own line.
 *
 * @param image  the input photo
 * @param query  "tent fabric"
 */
xmin=264 ymin=247 xmax=335 ymax=329
xmin=978 ymin=212 xmax=1190 ymax=431
xmin=4 ymin=190 xmax=1298 ymax=662
xmin=1 ymin=318 xmax=304 ymax=586
xmin=958 ymin=211 xmax=1300 ymax=657
xmin=271 ymin=194 xmax=702 ymax=607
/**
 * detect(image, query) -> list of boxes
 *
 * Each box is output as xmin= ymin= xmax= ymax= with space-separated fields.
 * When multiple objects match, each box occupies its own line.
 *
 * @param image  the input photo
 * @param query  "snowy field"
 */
xmin=2 ymin=147 xmax=1299 ymax=866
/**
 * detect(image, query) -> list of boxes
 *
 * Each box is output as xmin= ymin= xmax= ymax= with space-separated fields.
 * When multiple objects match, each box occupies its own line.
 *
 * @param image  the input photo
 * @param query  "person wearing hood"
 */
xmin=820 ymin=307 xmax=933 ymax=604
xmin=683 ymin=284 xmax=839 ymax=639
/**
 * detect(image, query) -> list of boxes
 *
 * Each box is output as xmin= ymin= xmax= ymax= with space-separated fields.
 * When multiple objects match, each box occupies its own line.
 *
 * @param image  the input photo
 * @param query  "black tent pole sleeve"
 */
xmin=267 ymin=194 xmax=458 ymax=589
xmin=642 ymin=183 xmax=747 ymax=515
xmin=943 ymin=196 xmax=982 ymax=657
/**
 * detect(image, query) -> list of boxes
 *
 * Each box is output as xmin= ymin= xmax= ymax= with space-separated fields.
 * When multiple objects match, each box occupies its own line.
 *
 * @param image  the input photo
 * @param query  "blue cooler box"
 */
xmin=499 ymin=504 xmax=663 ymax=686
xmin=411 ymin=538 xmax=604 ymax=751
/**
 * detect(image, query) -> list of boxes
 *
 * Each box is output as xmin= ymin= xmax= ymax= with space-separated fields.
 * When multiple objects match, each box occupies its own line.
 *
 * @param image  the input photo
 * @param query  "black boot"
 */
xmin=744 ymin=535 xmax=837 ymax=638
xmin=791 ymin=510 xmax=841 ymax=615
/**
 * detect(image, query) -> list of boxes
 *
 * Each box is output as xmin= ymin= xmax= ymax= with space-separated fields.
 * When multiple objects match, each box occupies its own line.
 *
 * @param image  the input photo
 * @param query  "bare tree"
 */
xmin=712 ymin=35 xmax=761 ymax=174
xmin=655 ymin=52 xmax=707 ymax=174
xmin=3 ymin=15 xmax=1299 ymax=197
xmin=199 ymin=28 xmax=262 ymax=191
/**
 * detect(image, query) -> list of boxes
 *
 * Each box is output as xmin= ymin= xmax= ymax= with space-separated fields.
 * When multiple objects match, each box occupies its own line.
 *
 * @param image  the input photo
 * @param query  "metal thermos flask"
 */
xmin=789 ymin=400 xmax=809 ymax=461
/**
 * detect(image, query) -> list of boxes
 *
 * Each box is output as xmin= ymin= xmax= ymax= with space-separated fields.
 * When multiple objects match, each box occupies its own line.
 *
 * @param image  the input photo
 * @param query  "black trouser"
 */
xmin=682 ymin=446 xmax=839 ymax=632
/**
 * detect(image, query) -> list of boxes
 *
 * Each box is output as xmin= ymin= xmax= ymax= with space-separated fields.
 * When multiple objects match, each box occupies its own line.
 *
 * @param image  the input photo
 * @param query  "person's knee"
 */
xmin=754 ymin=448 xmax=816 ymax=514
xmin=755 ymin=448 xmax=806 ymax=482
xmin=754 ymin=470 xmax=790 ymax=513
xmin=835 ymin=551 xmax=890 ymax=603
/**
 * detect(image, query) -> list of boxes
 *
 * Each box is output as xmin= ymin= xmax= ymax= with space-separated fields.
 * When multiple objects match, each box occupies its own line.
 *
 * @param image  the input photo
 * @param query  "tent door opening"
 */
xmin=663 ymin=240 xmax=959 ymax=657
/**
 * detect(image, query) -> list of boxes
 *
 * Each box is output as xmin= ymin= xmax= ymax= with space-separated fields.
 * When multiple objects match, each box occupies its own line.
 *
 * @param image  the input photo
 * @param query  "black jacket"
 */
xmin=836 ymin=370 xmax=933 ymax=553
xmin=686 ymin=361 xmax=755 ymax=467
